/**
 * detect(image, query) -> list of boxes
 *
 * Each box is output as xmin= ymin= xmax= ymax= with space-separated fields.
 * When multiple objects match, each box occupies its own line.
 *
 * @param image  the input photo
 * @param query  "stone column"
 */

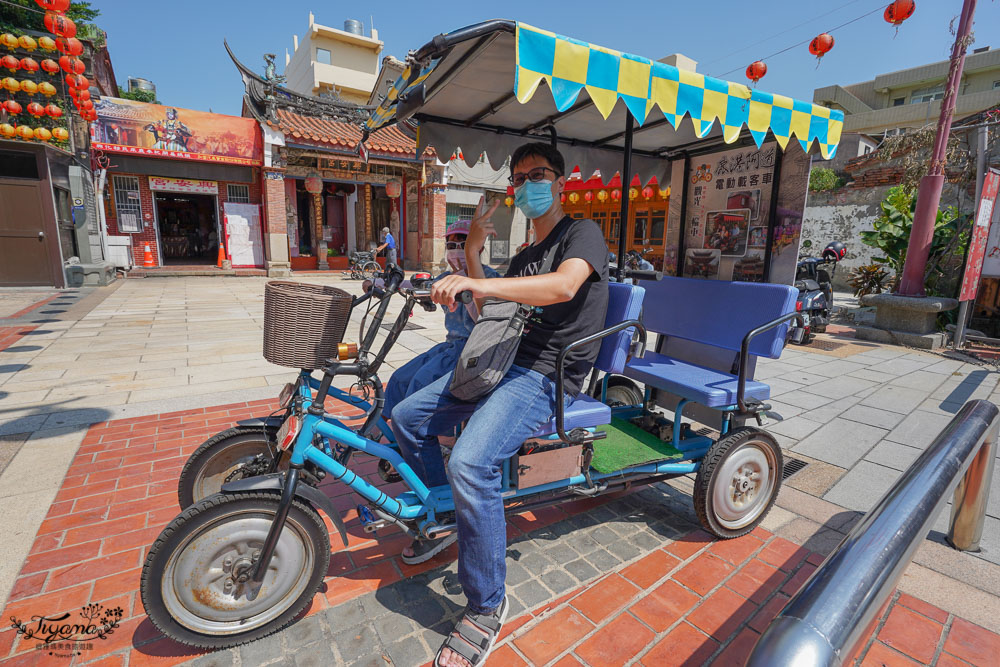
xmin=263 ymin=171 xmax=291 ymax=276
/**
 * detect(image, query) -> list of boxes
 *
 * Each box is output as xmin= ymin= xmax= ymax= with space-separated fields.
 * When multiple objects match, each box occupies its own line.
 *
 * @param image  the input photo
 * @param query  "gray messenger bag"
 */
xmin=449 ymin=222 xmax=573 ymax=402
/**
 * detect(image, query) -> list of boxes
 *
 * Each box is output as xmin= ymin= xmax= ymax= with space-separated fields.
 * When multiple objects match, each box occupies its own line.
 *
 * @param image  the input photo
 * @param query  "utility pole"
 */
xmin=897 ymin=0 xmax=978 ymax=296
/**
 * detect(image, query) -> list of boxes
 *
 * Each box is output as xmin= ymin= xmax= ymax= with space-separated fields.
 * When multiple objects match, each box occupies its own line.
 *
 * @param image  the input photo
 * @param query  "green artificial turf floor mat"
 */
xmin=590 ymin=418 xmax=685 ymax=474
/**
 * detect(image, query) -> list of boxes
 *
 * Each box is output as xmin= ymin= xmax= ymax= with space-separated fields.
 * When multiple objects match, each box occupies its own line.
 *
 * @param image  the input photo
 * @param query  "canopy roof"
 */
xmin=368 ymin=20 xmax=844 ymax=182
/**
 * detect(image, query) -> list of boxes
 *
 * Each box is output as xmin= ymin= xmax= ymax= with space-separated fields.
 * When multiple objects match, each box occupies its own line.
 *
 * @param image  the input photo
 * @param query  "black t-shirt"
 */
xmin=505 ymin=216 xmax=609 ymax=395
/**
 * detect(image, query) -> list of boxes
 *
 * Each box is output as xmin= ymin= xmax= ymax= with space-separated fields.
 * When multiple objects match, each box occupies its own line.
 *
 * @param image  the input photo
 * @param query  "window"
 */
xmin=316 ymin=48 xmax=331 ymax=65
xmin=608 ymin=211 xmax=620 ymax=243
xmin=994 ymin=80 xmax=1000 ymax=89
xmin=649 ymin=211 xmax=666 ymax=245
xmin=227 ymin=184 xmax=250 ymax=203
xmin=112 ymin=175 xmax=143 ymax=233
xmin=445 ymin=203 xmax=477 ymax=226
xmin=633 ymin=210 xmax=649 ymax=242
xmin=892 ymin=97 xmax=905 ymax=107
xmin=911 ymin=84 xmax=945 ymax=104
xmin=0 ymin=149 xmax=38 ymax=179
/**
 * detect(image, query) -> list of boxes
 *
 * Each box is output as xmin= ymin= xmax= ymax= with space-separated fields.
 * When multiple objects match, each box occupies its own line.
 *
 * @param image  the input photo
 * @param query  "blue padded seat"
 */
xmin=531 ymin=282 xmax=645 ymax=437
xmin=624 ymin=351 xmax=771 ymax=408
xmin=531 ymin=393 xmax=611 ymax=438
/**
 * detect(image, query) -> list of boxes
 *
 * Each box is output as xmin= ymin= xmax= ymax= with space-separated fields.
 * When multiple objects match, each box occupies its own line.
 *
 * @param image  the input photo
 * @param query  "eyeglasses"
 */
xmin=445 ymin=241 xmax=466 ymax=250
xmin=510 ymin=166 xmax=560 ymax=188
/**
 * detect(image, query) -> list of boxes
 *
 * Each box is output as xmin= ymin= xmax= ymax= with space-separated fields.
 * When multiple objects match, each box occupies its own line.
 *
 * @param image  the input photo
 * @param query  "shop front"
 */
xmin=93 ymin=97 xmax=264 ymax=269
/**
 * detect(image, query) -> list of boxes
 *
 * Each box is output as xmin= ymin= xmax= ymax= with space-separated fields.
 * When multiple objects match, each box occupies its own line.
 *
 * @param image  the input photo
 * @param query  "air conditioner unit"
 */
xmin=106 ymin=236 xmax=134 ymax=269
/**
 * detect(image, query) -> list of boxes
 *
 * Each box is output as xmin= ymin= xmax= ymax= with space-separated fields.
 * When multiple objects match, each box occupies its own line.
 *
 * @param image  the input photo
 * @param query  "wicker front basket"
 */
xmin=263 ymin=281 xmax=353 ymax=368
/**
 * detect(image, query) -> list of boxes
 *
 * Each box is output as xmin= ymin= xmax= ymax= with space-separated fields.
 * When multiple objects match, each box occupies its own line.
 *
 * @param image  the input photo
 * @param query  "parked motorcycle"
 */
xmin=788 ymin=240 xmax=846 ymax=344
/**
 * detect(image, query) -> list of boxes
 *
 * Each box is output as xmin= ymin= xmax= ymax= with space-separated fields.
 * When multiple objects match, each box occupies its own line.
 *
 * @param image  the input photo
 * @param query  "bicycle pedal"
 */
xmin=357 ymin=505 xmax=388 ymax=534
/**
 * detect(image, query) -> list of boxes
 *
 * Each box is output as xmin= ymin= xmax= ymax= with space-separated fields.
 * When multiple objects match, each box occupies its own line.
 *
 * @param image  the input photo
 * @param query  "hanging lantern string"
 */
xmin=0 ymin=0 xmax=55 ymax=15
xmin=715 ymin=4 xmax=887 ymax=78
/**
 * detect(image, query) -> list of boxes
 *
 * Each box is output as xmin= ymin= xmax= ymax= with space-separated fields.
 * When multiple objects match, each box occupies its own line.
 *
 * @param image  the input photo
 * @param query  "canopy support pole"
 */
xmin=616 ymin=111 xmax=634 ymax=283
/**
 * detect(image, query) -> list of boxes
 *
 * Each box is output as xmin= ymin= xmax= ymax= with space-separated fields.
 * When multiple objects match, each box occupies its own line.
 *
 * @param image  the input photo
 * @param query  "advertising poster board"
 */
xmin=223 ymin=203 xmax=264 ymax=268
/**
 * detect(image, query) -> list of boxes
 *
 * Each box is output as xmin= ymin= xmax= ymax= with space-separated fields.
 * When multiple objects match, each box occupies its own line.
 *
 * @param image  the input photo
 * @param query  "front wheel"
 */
xmin=361 ymin=261 xmax=381 ymax=281
xmin=140 ymin=492 xmax=331 ymax=648
xmin=177 ymin=426 xmax=284 ymax=509
xmin=694 ymin=427 xmax=782 ymax=539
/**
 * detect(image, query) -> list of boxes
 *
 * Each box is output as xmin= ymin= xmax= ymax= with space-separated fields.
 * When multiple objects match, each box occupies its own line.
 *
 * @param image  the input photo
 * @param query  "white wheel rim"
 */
xmin=712 ymin=440 xmax=777 ymax=530
xmin=161 ymin=507 xmax=315 ymax=635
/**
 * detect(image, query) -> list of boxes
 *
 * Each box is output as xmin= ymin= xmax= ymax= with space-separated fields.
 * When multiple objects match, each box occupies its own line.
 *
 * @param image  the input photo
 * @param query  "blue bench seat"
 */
xmin=531 ymin=393 xmax=611 ymax=438
xmin=624 ymin=351 xmax=771 ymax=408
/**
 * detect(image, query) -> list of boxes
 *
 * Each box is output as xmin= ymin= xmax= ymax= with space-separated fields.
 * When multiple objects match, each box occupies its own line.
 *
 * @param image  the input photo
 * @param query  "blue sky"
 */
xmin=94 ymin=0 xmax=999 ymax=117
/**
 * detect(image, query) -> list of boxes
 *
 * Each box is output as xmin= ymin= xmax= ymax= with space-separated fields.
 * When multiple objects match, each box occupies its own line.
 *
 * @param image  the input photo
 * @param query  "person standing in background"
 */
xmin=376 ymin=226 xmax=397 ymax=266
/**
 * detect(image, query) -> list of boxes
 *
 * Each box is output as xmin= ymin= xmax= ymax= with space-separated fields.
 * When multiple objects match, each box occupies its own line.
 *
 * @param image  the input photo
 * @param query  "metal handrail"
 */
xmin=748 ymin=399 xmax=999 ymax=667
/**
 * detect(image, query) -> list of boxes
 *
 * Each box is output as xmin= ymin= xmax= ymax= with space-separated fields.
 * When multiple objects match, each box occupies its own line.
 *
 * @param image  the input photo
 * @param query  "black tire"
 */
xmin=141 ymin=492 xmax=331 ymax=649
xmin=694 ymin=427 xmax=782 ymax=539
xmin=177 ymin=426 xmax=283 ymax=509
xmin=361 ymin=261 xmax=381 ymax=281
xmin=812 ymin=322 xmax=828 ymax=334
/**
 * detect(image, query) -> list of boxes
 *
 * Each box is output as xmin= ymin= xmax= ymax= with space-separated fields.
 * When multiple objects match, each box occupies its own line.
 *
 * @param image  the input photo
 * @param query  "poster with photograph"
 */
xmin=683 ymin=248 xmax=721 ymax=278
xmin=703 ymin=208 xmax=751 ymax=257
xmin=684 ymin=143 xmax=776 ymax=281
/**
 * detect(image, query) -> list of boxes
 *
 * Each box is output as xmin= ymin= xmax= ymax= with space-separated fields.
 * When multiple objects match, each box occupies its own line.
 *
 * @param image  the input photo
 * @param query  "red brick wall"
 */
xmin=103 ymin=169 xmax=261 ymax=267
xmin=263 ymin=174 xmax=286 ymax=235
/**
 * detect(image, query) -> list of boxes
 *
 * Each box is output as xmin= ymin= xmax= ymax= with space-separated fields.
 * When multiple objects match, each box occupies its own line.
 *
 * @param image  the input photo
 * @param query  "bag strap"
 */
xmin=536 ymin=218 xmax=576 ymax=276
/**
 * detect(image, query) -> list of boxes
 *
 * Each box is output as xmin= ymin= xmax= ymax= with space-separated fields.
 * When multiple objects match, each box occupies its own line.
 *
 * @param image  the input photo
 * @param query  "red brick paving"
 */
xmin=2 ymin=404 xmax=1000 ymax=666
xmin=0 ymin=326 xmax=38 ymax=352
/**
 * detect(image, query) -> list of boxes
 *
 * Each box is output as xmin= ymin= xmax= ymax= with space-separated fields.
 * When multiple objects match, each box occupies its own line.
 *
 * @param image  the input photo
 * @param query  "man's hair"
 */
xmin=510 ymin=142 xmax=565 ymax=178
xmin=382 ymin=227 xmax=390 ymax=235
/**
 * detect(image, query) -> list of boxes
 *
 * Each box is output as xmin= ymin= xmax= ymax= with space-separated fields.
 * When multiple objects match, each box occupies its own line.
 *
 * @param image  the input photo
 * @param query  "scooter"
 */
xmin=789 ymin=240 xmax=845 ymax=344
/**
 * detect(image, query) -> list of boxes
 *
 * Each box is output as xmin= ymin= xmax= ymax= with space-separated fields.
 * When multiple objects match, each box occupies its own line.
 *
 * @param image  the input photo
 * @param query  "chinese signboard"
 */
xmin=148 ymin=177 xmax=218 ymax=195
xmin=92 ymin=97 xmax=262 ymax=166
xmin=684 ymin=143 xmax=778 ymax=282
xmin=961 ymin=169 xmax=1000 ymax=296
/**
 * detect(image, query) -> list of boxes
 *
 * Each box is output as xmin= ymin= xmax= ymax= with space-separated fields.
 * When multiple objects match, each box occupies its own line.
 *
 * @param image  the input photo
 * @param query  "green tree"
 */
xmin=808 ymin=167 xmax=843 ymax=192
xmin=0 ymin=1 xmax=99 ymax=33
xmin=117 ymin=86 xmax=158 ymax=104
xmin=859 ymin=186 xmax=968 ymax=295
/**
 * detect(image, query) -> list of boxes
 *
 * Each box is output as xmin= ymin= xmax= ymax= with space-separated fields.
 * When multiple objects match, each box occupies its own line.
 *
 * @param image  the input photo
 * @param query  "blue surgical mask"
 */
xmin=514 ymin=180 xmax=554 ymax=219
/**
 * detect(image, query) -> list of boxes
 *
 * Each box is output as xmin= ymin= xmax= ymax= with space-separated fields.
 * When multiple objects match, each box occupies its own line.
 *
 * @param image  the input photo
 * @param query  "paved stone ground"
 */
xmin=1 ymin=278 xmax=999 ymax=665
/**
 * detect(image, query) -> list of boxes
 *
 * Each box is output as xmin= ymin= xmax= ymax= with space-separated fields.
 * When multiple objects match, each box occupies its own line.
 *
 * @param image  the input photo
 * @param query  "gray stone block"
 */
xmin=239 ymin=632 xmax=285 ymax=665
xmin=504 ymin=560 xmax=531 ymax=587
xmin=765 ymin=378 xmax=806 ymax=397
xmin=854 ymin=326 xmax=950 ymax=350
xmin=861 ymin=293 xmax=957 ymax=334
xmin=607 ymin=539 xmax=642 ymax=561
xmin=774 ymin=370 xmax=830 ymax=386
xmin=768 ymin=416 xmax=823 ymax=440
xmin=763 ymin=400 xmax=804 ymax=422
xmin=543 ymin=542 xmax=580 ymax=564
xmin=293 ymin=642 xmax=337 ymax=667
xmin=824 ymin=461 xmax=901 ymax=512
xmin=541 ymin=568 xmax=578 ymax=594
xmin=792 ymin=418 xmax=888 ymax=467
xmin=331 ymin=624 xmax=384 ymax=664
xmin=516 ymin=550 xmax=556 ymax=575
xmin=863 ymin=440 xmax=923 ymax=472
xmin=326 ymin=599 xmax=369 ymax=632
xmin=187 ymin=649 xmax=240 ymax=667
xmin=385 ymin=635 xmax=431 ymax=667
xmin=374 ymin=612 xmax=418 ymax=644
xmin=772 ymin=391 xmax=829 ymax=410
xmin=285 ymin=615 xmax=329 ymax=648
xmin=802 ymin=376 xmax=877 ymax=401
xmin=512 ymin=579 xmax=552 ymax=609
xmin=808 ymin=359 xmax=870 ymax=379
xmin=884 ymin=410 xmax=954 ymax=449
xmin=860 ymin=385 xmax=927 ymax=414
xmin=586 ymin=547 xmax=622 ymax=571
xmin=799 ymin=396 xmax=862 ymax=424
xmin=840 ymin=405 xmax=906 ymax=430
xmin=889 ymin=370 xmax=949 ymax=393
xmin=631 ymin=530 xmax=666 ymax=551
xmin=565 ymin=558 xmax=599 ymax=582
xmin=931 ymin=370 xmax=1000 ymax=403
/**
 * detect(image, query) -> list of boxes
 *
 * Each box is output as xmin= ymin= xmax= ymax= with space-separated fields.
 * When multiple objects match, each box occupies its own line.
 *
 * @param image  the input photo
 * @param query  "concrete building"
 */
xmin=283 ymin=13 xmax=383 ymax=105
xmin=813 ymin=46 xmax=1000 ymax=137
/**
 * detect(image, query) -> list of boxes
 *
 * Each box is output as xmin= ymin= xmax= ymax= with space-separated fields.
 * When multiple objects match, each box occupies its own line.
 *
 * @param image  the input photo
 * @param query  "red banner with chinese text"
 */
xmin=959 ymin=169 xmax=1000 ymax=302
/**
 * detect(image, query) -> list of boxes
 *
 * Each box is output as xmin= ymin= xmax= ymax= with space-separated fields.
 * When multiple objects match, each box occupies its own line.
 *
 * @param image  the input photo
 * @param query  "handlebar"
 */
xmin=627 ymin=269 xmax=663 ymax=281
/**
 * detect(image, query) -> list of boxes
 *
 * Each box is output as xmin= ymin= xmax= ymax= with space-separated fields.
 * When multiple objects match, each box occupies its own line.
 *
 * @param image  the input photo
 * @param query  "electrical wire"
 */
xmin=703 ymin=0 xmax=872 ymax=67
xmin=0 ymin=0 xmax=48 ymax=15
xmin=714 ymin=4 xmax=889 ymax=79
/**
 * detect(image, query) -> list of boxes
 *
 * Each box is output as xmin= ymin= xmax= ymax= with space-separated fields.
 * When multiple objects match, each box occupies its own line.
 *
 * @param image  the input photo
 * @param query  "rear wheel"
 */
xmin=594 ymin=376 xmax=643 ymax=407
xmin=140 ymin=492 xmax=330 ymax=648
xmin=177 ymin=426 xmax=284 ymax=509
xmin=694 ymin=427 xmax=782 ymax=538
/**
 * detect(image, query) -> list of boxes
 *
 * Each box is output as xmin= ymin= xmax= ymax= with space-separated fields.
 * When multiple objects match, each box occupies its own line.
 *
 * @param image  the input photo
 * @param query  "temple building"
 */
xmin=227 ymin=43 xmax=444 ymax=274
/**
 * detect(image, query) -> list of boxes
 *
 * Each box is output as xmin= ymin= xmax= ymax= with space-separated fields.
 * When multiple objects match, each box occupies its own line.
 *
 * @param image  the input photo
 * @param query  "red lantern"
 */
xmin=33 ymin=126 xmax=51 ymax=142
xmin=583 ymin=191 xmax=593 ymax=203
xmin=44 ymin=11 xmax=76 ymax=38
xmin=0 ymin=34 xmax=18 ymax=50
xmin=304 ymin=175 xmax=323 ymax=194
xmin=19 ymin=57 xmax=39 ymax=74
xmin=3 ymin=100 xmax=21 ymax=114
xmin=1 ymin=55 xmax=18 ymax=72
xmin=16 ymin=124 xmax=34 ymax=140
xmin=75 ymin=88 xmax=90 ymax=102
xmin=44 ymin=103 xmax=62 ymax=118
xmin=611 ymin=188 xmax=621 ymax=201
xmin=55 ymin=37 xmax=82 ymax=56
xmin=37 ymin=36 xmax=56 ymax=52
xmin=18 ymin=35 xmax=37 ymax=52
xmin=642 ymin=186 xmax=654 ymax=200
xmin=884 ymin=0 xmax=915 ymax=27
xmin=384 ymin=178 xmax=402 ymax=199
xmin=746 ymin=60 xmax=767 ymax=84
xmin=35 ymin=0 xmax=71 ymax=10
xmin=0 ymin=123 xmax=14 ymax=138
xmin=78 ymin=98 xmax=93 ymax=111
xmin=59 ymin=56 xmax=84 ymax=75
xmin=26 ymin=102 xmax=45 ymax=117
xmin=81 ymin=109 xmax=96 ymax=122
xmin=809 ymin=33 xmax=835 ymax=62
xmin=65 ymin=73 xmax=87 ymax=89
xmin=38 ymin=81 xmax=56 ymax=96
xmin=40 ymin=58 xmax=58 ymax=73
xmin=51 ymin=126 xmax=68 ymax=141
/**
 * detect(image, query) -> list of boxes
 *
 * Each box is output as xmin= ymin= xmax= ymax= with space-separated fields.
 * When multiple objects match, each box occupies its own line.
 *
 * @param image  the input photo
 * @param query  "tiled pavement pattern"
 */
xmin=1 ymin=403 xmax=999 ymax=666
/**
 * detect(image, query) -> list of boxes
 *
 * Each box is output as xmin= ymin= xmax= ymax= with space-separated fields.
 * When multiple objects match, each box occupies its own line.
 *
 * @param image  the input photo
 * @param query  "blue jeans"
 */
xmin=390 ymin=365 xmax=571 ymax=613
xmin=383 ymin=340 xmax=463 ymax=420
